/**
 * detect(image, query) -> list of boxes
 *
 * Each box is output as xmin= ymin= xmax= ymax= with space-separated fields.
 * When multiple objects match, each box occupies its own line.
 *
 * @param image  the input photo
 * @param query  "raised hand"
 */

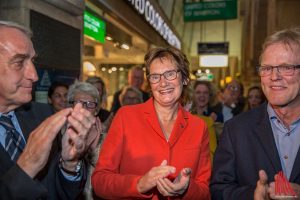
xmin=254 ymin=170 xmax=270 ymax=200
xmin=17 ymin=108 xmax=72 ymax=178
xmin=61 ymin=103 xmax=96 ymax=171
xmin=137 ymin=160 xmax=176 ymax=194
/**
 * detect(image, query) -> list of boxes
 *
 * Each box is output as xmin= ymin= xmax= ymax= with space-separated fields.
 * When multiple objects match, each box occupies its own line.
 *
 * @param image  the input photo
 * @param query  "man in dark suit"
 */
xmin=210 ymin=27 xmax=300 ymax=199
xmin=0 ymin=21 xmax=97 ymax=199
xmin=110 ymin=66 xmax=149 ymax=114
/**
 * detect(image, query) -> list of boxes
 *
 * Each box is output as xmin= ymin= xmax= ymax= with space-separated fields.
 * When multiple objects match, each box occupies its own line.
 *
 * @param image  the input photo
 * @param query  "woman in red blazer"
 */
xmin=92 ymin=47 xmax=211 ymax=199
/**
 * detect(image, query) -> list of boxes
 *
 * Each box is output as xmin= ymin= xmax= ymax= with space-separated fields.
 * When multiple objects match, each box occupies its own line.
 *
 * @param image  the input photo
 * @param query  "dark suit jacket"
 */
xmin=212 ymin=102 xmax=244 ymax=123
xmin=0 ymin=102 xmax=85 ymax=199
xmin=210 ymin=103 xmax=300 ymax=200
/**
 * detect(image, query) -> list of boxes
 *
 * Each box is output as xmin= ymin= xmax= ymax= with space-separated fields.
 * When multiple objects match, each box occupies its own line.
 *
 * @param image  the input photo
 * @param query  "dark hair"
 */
xmin=247 ymin=86 xmax=266 ymax=104
xmin=193 ymin=80 xmax=214 ymax=98
xmin=48 ymin=81 xmax=69 ymax=98
xmin=144 ymin=47 xmax=190 ymax=105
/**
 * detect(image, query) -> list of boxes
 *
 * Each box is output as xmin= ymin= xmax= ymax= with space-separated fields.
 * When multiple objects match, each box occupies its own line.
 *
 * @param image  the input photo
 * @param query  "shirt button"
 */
xmin=284 ymin=155 xmax=288 ymax=159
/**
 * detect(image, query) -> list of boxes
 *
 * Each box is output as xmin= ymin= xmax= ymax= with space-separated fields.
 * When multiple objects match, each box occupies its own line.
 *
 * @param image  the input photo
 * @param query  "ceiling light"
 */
xmin=199 ymin=55 xmax=228 ymax=67
xmin=83 ymin=61 xmax=96 ymax=72
xmin=105 ymin=36 xmax=113 ymax=41
xmin=120 ymin=43 xmax=130 ymax=50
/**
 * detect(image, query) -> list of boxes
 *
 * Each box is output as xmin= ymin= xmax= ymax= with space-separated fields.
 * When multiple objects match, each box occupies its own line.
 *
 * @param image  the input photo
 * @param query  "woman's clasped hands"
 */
xmin=137 ymin=160 xmax=191 ymax=197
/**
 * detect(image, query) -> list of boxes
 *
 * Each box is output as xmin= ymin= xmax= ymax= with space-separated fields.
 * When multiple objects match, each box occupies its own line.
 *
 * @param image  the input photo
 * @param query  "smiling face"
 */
xmin=260 ymin=42 xmax=300 ymax=108
xmin=49 ymin=86 xmax=68 ymax=112
xmin=248 ymin=88 xmax=264 ymax=109
xmin=149 ymin=57 xmax=183 ymax=107
xmin=194 ymin=84 xmax=210 ymax=108
xmin=0 ymin=26 xmax=38 ymax=112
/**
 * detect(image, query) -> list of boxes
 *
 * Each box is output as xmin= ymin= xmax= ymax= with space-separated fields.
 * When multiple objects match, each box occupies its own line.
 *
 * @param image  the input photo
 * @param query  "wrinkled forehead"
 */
xmin=0 ymin=27 xmax=34 ymax=56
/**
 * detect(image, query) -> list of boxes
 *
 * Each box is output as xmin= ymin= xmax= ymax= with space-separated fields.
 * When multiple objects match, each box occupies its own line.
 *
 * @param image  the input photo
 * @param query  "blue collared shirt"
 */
xmin=267 ymin=104 xmax=300 ymax=179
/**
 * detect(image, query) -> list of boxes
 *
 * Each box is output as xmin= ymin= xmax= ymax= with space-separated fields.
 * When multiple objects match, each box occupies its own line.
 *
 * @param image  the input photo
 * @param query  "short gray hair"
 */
xmin=260 ymin=27 xmax=300 ymax=63
xmin=0 ymin=20 xmax=32 ymax=38
xmin=67 ymin=81 xmax=100 ymax=112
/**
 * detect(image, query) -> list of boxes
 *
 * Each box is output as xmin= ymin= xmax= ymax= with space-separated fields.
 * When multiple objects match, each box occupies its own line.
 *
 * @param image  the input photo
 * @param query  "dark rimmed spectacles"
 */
xmin=69 ymin=100 xmax=98 ymax=109
xmin=147 ymin=69 xmax=180 ymax=84
xmin=257 ymin=65 xmax=300 ymax=76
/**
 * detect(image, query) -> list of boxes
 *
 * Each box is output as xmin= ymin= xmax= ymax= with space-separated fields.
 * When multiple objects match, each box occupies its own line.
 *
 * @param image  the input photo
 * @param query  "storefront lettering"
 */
xmin=127 ymin=0 xmax=181 ymax=49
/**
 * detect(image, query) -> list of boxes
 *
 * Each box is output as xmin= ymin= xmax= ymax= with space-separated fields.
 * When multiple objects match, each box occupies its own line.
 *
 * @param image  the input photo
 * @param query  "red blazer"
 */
xmin=92 ymin=98 xmax=211 ymax=199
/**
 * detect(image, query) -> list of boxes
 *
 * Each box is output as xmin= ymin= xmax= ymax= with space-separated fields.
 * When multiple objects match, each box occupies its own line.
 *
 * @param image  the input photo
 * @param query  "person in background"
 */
xmin=92 ymin=47 xmax=210 ymax=199
xmin=0 ymin=20 xmax=97 ymax=199
xmin=110 ymin=65 xmax=150 ymax=114
xmin=246 ymin=86 xmax=266 ymax=110
xmin=210 ymin=27 xmax=300 ymax=200
xmin=119 ymin=86 xmax=143 ymax=106
xmin=47 ymin=81 xmax=68 ymax=112
xmin=191 ymin=80 xmax=223 ymax=122
xmin=86 ymin=76 xmax=113 ymax=134
xmin=67 ymin=81 xmax=102 ymax=200
xmin=86 ymin=76 xmax=110 ymax=121
xmin=212 ymin=79 xmax=245 ymax=122
xmin=190 ymin=80 xmax=218 ymax=160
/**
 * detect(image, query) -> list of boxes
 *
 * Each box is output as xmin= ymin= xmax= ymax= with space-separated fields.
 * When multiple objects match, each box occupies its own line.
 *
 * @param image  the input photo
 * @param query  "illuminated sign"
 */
xmin=127 ymin=0 xmax=181 ymax=49
xmin=84 ymin=11 xmax=106 ymax=43
xmin=184 ymin=0 xmax=237 ymax=21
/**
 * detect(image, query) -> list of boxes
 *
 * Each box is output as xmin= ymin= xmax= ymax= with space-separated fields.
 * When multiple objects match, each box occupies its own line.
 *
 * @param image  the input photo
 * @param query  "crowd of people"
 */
xmin=1 ymin=19 xmax=300 ymax=200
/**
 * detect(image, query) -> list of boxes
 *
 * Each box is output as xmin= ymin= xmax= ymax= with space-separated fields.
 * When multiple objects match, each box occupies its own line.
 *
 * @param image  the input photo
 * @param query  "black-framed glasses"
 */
xmin=69 ymin=100 xmax=98 ymax=109
xmin=147 ymin=69 xmax=180 ymax=84
xmin=257 ymin=65 xmax=300 ymax=76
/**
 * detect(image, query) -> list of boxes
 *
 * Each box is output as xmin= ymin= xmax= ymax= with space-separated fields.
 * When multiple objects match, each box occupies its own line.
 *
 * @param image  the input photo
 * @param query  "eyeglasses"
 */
xmin=257 ymin=65 xmax=300 ymax=76
xmin=147 ymin=69 xmax=180 ymax=84
xmin=226 ymin=85 xmax=240 ymax=92
xmin=69 ymin=100 xmax=98 ymax=109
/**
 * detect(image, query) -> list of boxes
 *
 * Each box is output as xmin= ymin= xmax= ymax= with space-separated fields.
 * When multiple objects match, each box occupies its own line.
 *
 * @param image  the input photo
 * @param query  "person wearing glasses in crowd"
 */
xmin=92 ymin=47 xmax=210 ymax=199
xmin=0 ymin=21 xmax=97 ymax=199
xmin=212 ymin=79 xmax=245 ymax=122
xmin=110 ymin=65 xmax=150 ymax=114
xmin=48 ymin=81 xmax=69 ymax=112
xmin=119 ymin=86 xmax=144 ymax=106
xmin=67 ymin=81 xmax=102 ymax=199
xmin=210 ymin=27 xmax=300 ymax=199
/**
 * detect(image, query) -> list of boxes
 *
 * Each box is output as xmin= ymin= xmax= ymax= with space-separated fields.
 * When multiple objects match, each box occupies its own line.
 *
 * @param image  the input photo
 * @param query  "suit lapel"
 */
xmin=143 ymin=98 xmax=166 ymax=140
xmin=15 ymin=103 xmax=39 ymax=142
xmin=143 ymin=98 xmax=187 ymax=145
xmin=253 ymin=104 xmax=282 ymax=172
xmin=168 ymin=106 xmax=187 ymax=147
xmin=290 ymin=148 xmax=300 ymax=181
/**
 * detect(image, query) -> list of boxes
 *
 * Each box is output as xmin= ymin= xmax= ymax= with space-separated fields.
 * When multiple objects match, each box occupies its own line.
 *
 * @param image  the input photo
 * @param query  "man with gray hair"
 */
xmin=0 ymin=21 xmax=97 ymax=199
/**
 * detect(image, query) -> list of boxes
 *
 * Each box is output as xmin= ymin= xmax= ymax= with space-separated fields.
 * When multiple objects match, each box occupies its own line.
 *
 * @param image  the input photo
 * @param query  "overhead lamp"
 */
xmin=105 ymin=36 xmax=113 ymax=41
xmin=83 ymin=61 xmax=96 ymax=72
xmin=120 ymin=43 xmax=130 ymax=50
xmin=199 ymin=54 xmax=228 ymax=68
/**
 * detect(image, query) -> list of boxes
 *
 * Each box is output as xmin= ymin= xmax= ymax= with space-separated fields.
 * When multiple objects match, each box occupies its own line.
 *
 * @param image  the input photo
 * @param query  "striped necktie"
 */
xmin=0 ymin=115 xmax=25 ymax=161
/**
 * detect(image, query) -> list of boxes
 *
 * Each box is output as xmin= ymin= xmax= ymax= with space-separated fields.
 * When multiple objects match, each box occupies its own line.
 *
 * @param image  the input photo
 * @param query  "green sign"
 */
xmin=84 ymin=11 xmax=106 ymax=43
xmin=184 ymin=0 xmax=237 ymax=22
